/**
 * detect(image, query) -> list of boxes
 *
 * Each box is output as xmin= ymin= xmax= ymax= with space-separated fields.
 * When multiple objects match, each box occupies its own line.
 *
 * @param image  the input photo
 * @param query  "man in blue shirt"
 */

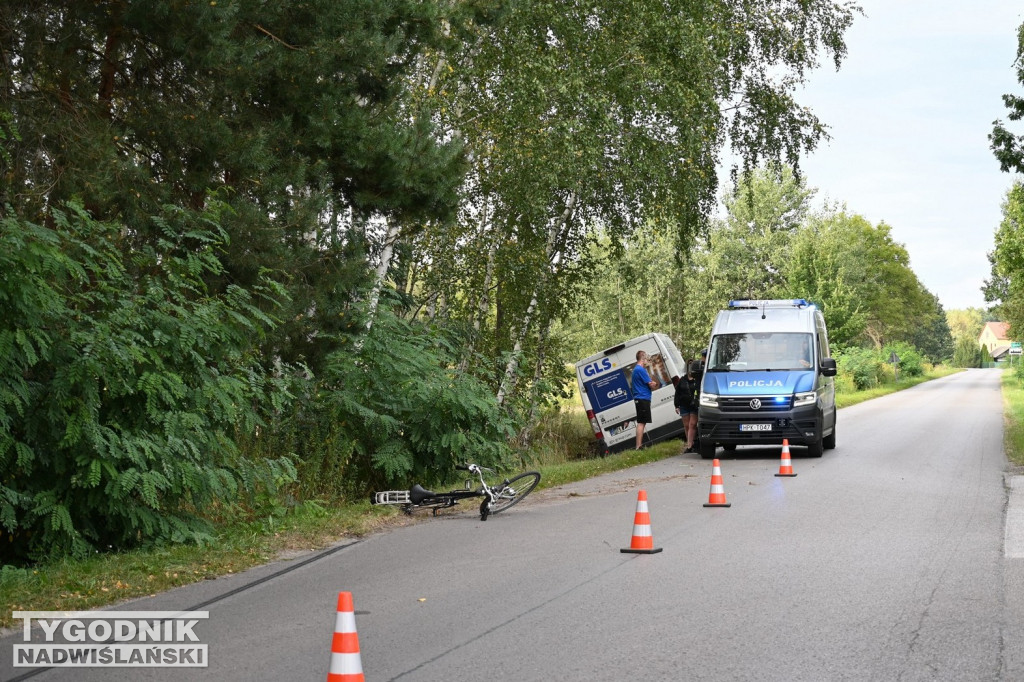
xmin=631 ymin=350 xmax=659 ymax=450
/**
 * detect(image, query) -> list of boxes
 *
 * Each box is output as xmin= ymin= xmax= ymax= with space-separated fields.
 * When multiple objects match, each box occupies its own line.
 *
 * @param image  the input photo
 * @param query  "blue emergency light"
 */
xmin=727 ymin=298 xmax=810 ymax=309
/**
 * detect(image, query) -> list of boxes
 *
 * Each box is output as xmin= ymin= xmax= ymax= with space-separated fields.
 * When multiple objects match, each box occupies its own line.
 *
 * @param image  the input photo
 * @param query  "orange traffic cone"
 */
xmin=621 ymin=490 xmax=663 ymax=554
xmin=327 ymin=592 xmax=364 ymax=682
xmin=775 ymin=439 xmax=797 ymax=477
xmin=703 ymin=458 xmax=731 ymax=507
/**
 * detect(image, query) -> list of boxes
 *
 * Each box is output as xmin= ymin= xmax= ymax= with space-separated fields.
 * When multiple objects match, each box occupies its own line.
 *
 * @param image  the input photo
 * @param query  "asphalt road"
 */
xmin=4 ymin=368 xmax=1023 ymax=681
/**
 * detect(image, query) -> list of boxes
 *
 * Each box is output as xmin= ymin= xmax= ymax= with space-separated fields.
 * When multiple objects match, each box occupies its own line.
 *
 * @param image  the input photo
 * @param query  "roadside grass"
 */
xmin=1001 ymin=368 xmax=1024 ymax=468
xmin=0 ymin=364 xmax=965 ymax=628
xmin=0 ymin=500 xmax=391 ymax=631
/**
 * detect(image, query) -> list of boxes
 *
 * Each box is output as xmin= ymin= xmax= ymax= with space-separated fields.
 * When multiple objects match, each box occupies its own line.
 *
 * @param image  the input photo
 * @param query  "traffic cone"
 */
xmin=327 ymin=592 xmax=364 ymax=682
xmin=621 ymin=490 xmax=663 ymax=554
xmin=703 ymin=458 xmax=731 ymax=507
xmin=775 ymin=439 xmax=797 ymax=477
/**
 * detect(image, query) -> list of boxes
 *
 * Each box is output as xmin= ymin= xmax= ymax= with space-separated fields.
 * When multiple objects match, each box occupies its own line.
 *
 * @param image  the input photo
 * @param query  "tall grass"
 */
xmin=1001 ymin=369 xmax=1024 ymax=467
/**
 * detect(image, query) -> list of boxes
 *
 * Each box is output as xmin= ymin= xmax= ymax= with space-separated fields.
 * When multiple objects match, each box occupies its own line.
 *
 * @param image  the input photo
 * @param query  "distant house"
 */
xmin=979 ymin=321 xmax=1012 ymax=360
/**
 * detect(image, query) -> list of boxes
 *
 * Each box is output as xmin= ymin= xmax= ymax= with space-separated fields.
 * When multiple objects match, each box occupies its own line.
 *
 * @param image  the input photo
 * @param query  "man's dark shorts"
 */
xmin=634 ymin=399 xmax=652 ymax=424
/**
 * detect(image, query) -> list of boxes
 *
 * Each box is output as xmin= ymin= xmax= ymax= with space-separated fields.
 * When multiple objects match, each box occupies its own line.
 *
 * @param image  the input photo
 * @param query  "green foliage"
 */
xmin=1000 ymin=369 xmax=1024 ymax=468
xmin=414 ymin=0 xmax=857 ymax=407
xmin=883 ymin=341 xmax=925 ymax=378
xmin=987 ymin=182 xmax=1024 ymax=338
xmin=952 ymin=337 xmax=984 ymax=368
xmin=0 ymin=203 xmax=295 ymax=562
xmin=258 ymin=306 xmax=520 ymax=496
xmin=558 ymin=167 xmax=948 ymax=368
xmin=834 ymin=347 xmax=885 ymax=390
xmin=337 ymin=310 xmax=519 ymax=488
xmin=911 ymin=293 xmax=954 ymax=364
xmin=946 ymin=308 xmax=993 ymax=344
xmin=557 ymin=223 xmax=697 ymax=358
xmin=833 ymin=342 xmax=927 ymax=391
xmin=990 ymin=22 xmax=1024 ymax=173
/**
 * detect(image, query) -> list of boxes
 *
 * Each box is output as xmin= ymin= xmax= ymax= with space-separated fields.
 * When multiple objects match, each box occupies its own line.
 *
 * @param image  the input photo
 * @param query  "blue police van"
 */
xmin=697 ymin=299 xmax=837 ymax=459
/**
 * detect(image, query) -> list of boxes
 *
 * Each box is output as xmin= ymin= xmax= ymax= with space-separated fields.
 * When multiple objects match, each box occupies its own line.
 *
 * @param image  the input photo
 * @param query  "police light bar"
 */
xmin=727 ymin=299 xmax=810 ymax=309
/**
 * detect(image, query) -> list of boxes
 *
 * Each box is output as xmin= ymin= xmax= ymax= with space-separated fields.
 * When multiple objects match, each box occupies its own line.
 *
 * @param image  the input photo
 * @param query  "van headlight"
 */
xmin=699 ymin=392 xmax=718 ymax=408
xmin=793 ymin=391 xmax=817 ymax=407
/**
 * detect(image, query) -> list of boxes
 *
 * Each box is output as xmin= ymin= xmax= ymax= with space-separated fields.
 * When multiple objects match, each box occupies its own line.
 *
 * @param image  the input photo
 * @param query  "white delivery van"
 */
xmin=575 ymin=333 xmax=688 ymax=454
xmin=696 ymin=299 xmax=837 ymax=459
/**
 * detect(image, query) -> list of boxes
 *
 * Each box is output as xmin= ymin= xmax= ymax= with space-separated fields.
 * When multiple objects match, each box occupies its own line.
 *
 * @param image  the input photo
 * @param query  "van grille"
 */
xmin=718 ymin=395 xmax=791 ymax=412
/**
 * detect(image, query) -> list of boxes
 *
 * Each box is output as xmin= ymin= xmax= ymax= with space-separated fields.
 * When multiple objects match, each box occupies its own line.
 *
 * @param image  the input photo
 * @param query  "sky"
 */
xmin=788 ymin=1 xmax=1024 ymax=311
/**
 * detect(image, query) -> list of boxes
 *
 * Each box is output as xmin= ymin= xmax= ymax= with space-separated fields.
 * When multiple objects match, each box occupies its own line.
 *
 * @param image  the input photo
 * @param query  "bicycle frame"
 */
xmin=372 ymin=463 xmax=540 ymax=521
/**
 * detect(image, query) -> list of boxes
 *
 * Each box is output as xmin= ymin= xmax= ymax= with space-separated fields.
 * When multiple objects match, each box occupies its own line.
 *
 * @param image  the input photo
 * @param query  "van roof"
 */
xmin=711 ymin=306 xmax=819 ymax=335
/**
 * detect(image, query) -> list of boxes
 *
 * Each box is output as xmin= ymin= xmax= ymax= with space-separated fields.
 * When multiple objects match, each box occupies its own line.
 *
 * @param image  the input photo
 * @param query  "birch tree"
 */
xmin=419 ymin=0 xmax=857 ymax=409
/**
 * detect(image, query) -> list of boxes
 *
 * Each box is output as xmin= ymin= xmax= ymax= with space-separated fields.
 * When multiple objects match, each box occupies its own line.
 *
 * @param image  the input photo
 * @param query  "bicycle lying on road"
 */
xmin=372 ymin=463 xmax=541 ymax=521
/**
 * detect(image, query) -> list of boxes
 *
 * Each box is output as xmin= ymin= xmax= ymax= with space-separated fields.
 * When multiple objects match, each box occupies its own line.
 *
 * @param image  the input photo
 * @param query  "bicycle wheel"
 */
xmin=487 ymin=471 xmax=541 ymax=515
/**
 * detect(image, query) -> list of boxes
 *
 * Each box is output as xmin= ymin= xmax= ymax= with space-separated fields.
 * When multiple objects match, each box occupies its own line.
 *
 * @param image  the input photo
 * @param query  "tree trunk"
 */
xmin=497 ymin=194 xmax=576 ymax=406
xmin=516 ymin=319 xmax=552 ymax=447
xmin=458 ymin=220 xmax=497 ymax=373
xmin=362 ymin=219 xmax=401 ymax=337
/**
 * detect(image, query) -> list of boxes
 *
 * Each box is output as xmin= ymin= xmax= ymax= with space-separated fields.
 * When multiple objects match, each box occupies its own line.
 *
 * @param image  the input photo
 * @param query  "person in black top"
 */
xmin=674 ymin=360 xmax=700 ymax=453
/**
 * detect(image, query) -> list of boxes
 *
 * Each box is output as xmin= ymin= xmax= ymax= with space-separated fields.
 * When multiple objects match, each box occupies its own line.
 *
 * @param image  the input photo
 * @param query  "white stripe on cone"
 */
xmin=329 ymin=653 xmax=364 ymax=676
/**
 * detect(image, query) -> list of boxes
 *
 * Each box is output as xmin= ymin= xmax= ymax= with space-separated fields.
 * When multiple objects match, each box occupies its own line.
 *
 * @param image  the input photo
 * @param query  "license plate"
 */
xmin=739 ymin=423 xmax=772 ymax=432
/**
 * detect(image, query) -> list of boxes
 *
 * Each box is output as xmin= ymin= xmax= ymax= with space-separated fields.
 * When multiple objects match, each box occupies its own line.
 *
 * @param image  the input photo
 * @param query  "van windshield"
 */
xmin=707 ymin=332 xmax=813 ymax=372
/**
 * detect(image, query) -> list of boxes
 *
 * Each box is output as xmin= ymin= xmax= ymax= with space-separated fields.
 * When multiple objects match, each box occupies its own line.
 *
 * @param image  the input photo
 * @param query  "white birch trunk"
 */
xmin=496 ymin=194 xmax=576 ymax=406
xmin=360 ymin=219 xmax=401 ymax=343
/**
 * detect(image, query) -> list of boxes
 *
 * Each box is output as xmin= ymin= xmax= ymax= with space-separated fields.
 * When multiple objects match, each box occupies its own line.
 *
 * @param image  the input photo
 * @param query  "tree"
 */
xmin=911 ymin=292 xmax=954 ymax=364
xmin=786 ymin=210 xmax=933 ymax=349
xmin=0 ymin=1 xmax=479 ymax=559
xmin=0 ymin=1 xmax=467 ymax=375
xmin=986 ymin=181 xmax=1024 ymax=338
xmin=710 ymin=166 xmax=815 ymax=299
xmin=785 ymin=208 xmax=867 ymax=347
xmin=556 ymin=222 xmax=696 ymax=359
xmin=0 ymin=203 xmax=295 ymax=561
xmin=946 ymin=308 xmax=988 ymax=344
xmin=952 ymin=336 xmax=984 ymax=368
xmin=409 ymin=0 xmax=857 ymax=409
xmin=991 ymin=22 xmax=1024 ymax=173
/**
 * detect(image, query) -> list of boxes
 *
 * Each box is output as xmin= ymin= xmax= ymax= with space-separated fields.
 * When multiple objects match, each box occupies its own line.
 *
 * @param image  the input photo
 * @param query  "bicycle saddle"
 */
xmin=409 ymin=484 xmax=435 ymax=504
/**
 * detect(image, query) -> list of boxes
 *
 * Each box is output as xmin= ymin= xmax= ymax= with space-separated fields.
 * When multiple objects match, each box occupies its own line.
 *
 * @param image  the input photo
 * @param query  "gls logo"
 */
xmin=606 ymin=388 xmax=627 ymax=400
xmin=582 ymin=358 xmax=613 ymax=377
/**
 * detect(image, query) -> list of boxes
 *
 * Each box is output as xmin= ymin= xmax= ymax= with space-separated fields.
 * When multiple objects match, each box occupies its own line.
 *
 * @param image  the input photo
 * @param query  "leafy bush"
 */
xmin=0 ymin=203 xmax=296 ymax=562
xmin=833 ymin=346 xmax=884 ymax=390
xmin=883 ymin=341 xmax=924 ymax=378
xmin=952 ymin=337 xmax=983 ymax=368
xmin=261 ymin=308 xmax=520 ymax=497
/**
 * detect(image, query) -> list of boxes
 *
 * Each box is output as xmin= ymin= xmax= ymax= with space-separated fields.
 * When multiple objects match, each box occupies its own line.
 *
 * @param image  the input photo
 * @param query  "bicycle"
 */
xmin=371 ymin=463 xmax=541 ymax=521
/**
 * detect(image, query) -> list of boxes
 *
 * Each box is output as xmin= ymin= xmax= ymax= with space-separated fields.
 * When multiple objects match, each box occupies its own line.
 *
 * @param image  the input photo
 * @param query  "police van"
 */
xmin=696 ymin=299 xmax=837 ymax=459
xmin=575 ymin=333 xmax=689 ymax=454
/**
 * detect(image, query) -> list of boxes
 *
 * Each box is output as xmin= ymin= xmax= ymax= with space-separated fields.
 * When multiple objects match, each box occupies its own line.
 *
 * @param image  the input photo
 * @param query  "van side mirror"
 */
xmin=820 ymin=357 xmax=837 ymax=377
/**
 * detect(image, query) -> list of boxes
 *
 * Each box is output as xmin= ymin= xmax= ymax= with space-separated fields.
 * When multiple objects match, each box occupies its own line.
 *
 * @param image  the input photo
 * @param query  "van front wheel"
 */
xmin=823 ymin=420 xmax=836 ymax=450
xmin=806 ymin=430 xmax=824 ymax=458
xmin=698 ymin=441 xmax=716 ymax=460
